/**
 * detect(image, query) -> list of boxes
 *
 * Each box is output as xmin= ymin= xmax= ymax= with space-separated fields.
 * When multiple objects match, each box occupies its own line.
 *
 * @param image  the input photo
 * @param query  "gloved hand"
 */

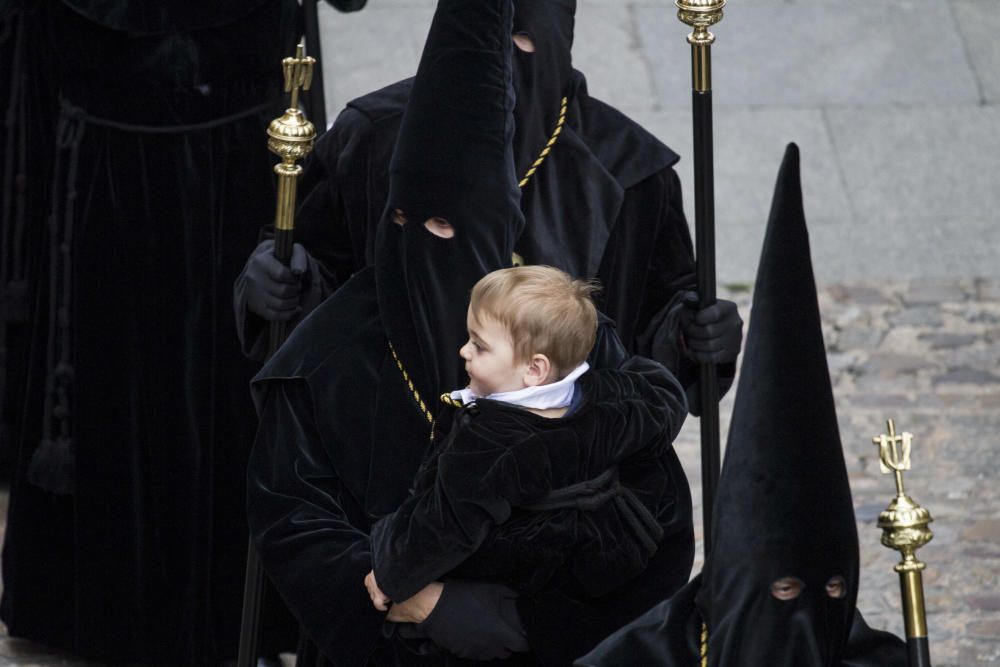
xmin=243 ymin=240 xmax=308 ymax=322
xmin=679 ymin=292 xmax=744 ymax=365
xmin=417 ymin=580 xmax=528 ymax=661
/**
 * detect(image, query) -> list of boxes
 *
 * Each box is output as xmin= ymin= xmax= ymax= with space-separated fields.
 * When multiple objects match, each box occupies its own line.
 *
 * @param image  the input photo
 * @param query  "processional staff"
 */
xmin=237 ymin=42 xmax=317 ymax=667
xmin=676 ymin=0 xmax=725 ymax=557
xmin=872 ymin=419 xmax=934 ymax=667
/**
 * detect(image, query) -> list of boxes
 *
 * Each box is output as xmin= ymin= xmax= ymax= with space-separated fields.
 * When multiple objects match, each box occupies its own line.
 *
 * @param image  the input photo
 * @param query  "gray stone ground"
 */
xmin=2 ymin=0 xmax=998 ymax=664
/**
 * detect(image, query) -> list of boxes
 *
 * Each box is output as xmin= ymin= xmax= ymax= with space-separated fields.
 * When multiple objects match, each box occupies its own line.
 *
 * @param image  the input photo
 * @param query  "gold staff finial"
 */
xmin=267 ymin=41 xmax=317 ymax=232
xmin=872 ymin=419 xmax=934 ymax=663
xmin=873 ymin=418 xmax=913 ymax=496
xmin=282 ymin=41 xmax=316 ymax=113
xmin=676 ymin=0 xmax=726 ymax=93
xmin=676 ymin=0 xmax=726 ymax=46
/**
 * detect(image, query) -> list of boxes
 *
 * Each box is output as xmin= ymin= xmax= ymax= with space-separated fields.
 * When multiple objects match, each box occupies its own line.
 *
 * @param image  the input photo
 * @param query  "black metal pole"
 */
xmin=908 ymin=637 xmax=932 ymax=667
xmin=676 ymin=1 xmax=725 ymax=558
xmin=692 ymin=87 xmax=720 ymax=557
xmin=237 ymin=545 xmax=267 ymax=667
xmin=237 ymin=43 xmax=317 ymax=666
xmin=236 ymin=227 xmax=295 ymax=667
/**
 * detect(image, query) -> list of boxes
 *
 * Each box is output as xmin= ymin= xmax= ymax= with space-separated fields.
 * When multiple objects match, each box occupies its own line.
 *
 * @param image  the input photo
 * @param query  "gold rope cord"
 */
xmin=700 ymin=622 xmax=708 ymax=667
xmin=389 ymin=342 xmax=433 ymax=425
xmin=518 ymin=97 xmax=568 ymax=188
xmin=391 ymin=97 xmax=569 ymax=428
xmin=440 ymin=393 xmax=463 ymax=408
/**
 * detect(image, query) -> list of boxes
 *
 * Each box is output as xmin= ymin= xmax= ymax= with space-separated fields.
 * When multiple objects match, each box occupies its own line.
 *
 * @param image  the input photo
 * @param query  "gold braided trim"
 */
xmin=440 ymin=393 xmax=463 ymax=408
xmin=518 ymin=96 xmax=568 ymax=189
xmin=392 ymin=97 xmax=569 ymax=430
xmin=389 ymin=342 xmax=433 ymax=424
xmin=700 ymin=622 xmax=708 ymax=667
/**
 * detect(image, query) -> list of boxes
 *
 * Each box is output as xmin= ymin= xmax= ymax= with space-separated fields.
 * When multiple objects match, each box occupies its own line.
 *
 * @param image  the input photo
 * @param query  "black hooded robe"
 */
xmin=578 ymin=145 xmax=908 ymax=667
xmin=1 ymin=1 xmax=59 ymax=476
xmin=247 ymin=2 xmax=695 ymax=665
xmin=0 ymin=1 xmax=298 ymax=663
xmin=575 ymin=575 xmax=908 ymax=667
xmin=234 ymin=6 xmax=720 ymax=400
xmin=250 ymin=276 xmax=697 ymax=667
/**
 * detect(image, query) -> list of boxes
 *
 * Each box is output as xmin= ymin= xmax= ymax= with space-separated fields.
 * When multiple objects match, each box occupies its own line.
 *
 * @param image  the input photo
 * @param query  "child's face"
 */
xmin=459 ymin=310 xmax=529 ymax=397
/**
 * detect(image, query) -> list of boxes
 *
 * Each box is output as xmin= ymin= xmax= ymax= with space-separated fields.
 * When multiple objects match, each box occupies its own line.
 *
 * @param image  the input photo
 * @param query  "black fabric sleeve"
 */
xmin=606 ymin=355 xmax=688 ymax=460
xmin=246 ymin=379 xmax=384 ymax=667
xmin=370 ymin=433 xmax=516 ymax=603
xmin=631 ymin=169 xmax=735 ymax=414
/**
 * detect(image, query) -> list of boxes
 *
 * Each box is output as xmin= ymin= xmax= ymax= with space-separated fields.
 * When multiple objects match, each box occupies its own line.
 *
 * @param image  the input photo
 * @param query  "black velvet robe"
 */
xmin=0 ymin=1 xmax=298 ymax=663
xmin=236 ymin=74 xmax=716 ymax=399
xmin=0 ymin=2 xmax=58 ymax=476
xmin=576 ymin=575 xmax=907 ymax=667
xmin=577 ymin=146 xmax=910 ymax=667
xmin=249 ymin=271 xmax=696 ymax=666
xmin=371 ymin=357 xmax=689 ymax=603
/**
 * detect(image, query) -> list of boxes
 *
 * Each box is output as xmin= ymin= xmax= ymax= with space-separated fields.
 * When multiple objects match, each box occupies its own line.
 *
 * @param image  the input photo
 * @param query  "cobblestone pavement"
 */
xmin=676 ymin=278 xmax=1000 ymax=667
xmin=1 ymin=278 xmax=997 ymax=665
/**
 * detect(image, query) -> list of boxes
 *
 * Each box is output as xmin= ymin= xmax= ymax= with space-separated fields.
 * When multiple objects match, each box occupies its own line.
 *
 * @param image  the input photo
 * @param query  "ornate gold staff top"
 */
xmin=264 ymin=41 xmax=317 ymax=354
xmin=268 ymin=41 xmax=317 ymax=233
xmin=676 ymin=0 xmax=726 ymax=93
xmin=872 ymin=418 xmax=934 ymax=667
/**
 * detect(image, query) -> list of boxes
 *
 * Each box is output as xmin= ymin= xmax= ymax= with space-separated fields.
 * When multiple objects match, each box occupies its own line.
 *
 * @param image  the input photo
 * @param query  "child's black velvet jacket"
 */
xmin=371 ymin=355 xmax=690 ymax=604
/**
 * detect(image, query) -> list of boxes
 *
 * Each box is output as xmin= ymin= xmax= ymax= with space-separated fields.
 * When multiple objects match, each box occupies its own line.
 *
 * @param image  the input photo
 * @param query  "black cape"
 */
xmin=0 ymin=1 xmax=298 ymax=663
xmin=371 ymin=356 xmax=690 ymax=603
xmin=235 ymin=74 xmax=722 ymax=401
xmin=576 ymin=575 xmax=907 ymax=667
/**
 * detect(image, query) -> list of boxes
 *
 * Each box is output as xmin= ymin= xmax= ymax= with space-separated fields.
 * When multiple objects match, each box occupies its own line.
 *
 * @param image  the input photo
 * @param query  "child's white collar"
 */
xmin=450 ymin=362 xmax=590 ymax=410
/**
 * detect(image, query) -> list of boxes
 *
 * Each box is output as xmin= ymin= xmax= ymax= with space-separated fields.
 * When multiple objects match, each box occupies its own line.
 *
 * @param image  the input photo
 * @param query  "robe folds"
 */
xmin=0 ymin=0 xmax=299 ymax=663
xmin=576 ymin=574 xmax=908 ymax=667
xmin=248 ymin=268 xmax=696 ymax=667
xmin=235 ymin=73 xmax=730 ymax=403
xmin=371 ymin=356 xmax=690 ymax=604
xmin=1 ymin=2 xmax=59 ymax=476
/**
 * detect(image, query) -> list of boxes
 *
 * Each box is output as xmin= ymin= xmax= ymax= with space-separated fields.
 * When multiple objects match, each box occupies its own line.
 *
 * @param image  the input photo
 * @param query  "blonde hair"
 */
xmin=470 ymin=265 xmax=599 ymax=378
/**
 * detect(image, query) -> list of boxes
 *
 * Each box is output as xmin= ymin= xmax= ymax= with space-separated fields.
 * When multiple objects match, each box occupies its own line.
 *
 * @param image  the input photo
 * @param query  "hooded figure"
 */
xmin=0 ymin=0 xmax=302 ymax=663
xmin=247 ymin=2 xmax=695 ymax=665
xmin=576 ymin=144 xmax=908 ymax=667
xmin=234 ymin=0 xmax=743 ymax=414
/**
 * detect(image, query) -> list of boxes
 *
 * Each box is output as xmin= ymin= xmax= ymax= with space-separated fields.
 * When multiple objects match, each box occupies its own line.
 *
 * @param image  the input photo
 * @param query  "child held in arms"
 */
xmin=365 ymin=265 xmax=693 ymax=636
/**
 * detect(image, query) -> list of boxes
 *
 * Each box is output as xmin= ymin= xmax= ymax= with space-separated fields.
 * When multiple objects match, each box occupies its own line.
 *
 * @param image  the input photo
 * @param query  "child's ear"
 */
xmin=523 ymin=354 xmax=553 ymax=387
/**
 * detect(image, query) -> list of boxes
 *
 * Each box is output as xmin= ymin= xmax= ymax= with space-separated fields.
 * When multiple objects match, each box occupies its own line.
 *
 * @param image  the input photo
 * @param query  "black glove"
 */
xmin=416 ymin=580 xmax=528 ymax=661
xmin=679 ymin=292 xmax=744 ymax=365
xmin=243 ymin=240 xmax=308 ymax=322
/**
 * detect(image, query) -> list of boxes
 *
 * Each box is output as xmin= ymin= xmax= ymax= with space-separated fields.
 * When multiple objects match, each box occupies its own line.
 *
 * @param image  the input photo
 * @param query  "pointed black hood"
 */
xmin=511 ymin=0 xmax=575 ymax=176
xmin=377 ymin=0 xmax=523 ymax=407
xmin=697 ymin=144 xmax=860 ymax=666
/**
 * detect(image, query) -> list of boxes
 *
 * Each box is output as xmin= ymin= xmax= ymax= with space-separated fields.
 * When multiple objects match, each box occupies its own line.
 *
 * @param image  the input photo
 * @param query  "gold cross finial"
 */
xmin=282 ymin=41 xmax=315 ymax=112
xmin=872 ymin=418 xmax=912 ymax=496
